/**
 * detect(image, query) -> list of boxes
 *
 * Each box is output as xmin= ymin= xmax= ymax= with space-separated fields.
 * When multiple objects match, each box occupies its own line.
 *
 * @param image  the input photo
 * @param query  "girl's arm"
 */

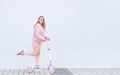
xmin=44 ymin=35 xmax=50 ymax=41
xmin=35 ymin=24 xmax=50 ymax=42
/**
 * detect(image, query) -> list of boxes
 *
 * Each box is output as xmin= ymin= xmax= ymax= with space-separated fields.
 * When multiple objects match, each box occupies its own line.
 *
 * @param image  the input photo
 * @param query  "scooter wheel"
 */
xmin=26 ymin=66 xmax=34 ymax=73
xmin=49 ymin=66 xmax=55 ymax=74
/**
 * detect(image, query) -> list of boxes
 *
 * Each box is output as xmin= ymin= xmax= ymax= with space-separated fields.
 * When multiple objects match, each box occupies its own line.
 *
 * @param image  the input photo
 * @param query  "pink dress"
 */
xmin=32 ymin=23 xmax=48 ymax=48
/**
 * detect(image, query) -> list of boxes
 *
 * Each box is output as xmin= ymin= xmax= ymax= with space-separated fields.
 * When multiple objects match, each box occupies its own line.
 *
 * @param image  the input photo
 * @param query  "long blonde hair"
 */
xmin=34 ymin=16 xmax=46 ymax=30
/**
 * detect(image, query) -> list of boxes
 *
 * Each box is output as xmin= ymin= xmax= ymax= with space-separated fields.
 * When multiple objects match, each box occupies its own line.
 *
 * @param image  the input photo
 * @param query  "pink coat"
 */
xmin=32 ymin=23 xmax=48 ymax=45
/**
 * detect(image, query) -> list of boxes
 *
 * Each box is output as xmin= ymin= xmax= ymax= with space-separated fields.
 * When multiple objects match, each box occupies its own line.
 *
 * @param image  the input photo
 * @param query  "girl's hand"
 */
xmin=44 ymin=36 xmax=50 ymax=41
xmin=47 ymin=38 xmax=50 ymax=41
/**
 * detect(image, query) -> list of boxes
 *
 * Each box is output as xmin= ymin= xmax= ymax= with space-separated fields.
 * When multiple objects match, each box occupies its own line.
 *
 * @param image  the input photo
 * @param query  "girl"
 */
xmin=17 ymin=16 xmax=50 ymax=69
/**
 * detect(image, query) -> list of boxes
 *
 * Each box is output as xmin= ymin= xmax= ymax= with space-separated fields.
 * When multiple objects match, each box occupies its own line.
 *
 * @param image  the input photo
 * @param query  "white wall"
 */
xmin=0 ymin=0 xmax=120 ymax=69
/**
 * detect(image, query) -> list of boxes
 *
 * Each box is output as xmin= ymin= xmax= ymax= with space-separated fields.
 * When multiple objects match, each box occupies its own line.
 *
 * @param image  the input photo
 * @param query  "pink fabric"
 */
xmin=32 ymin=23 xmax=48 ymax=47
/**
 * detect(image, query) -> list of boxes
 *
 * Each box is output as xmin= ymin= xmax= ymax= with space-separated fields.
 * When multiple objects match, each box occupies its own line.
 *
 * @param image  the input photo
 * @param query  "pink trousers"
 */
xmin=32 ymin=40 xmax=41 ymax=49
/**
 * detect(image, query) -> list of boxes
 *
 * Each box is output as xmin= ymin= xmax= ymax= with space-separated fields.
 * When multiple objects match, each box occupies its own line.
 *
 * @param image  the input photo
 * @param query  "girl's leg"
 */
xmin=17 ymin=49 xmax=39 ymax=56
xmin=17 ymin=40 xmax=41 ymax=56
xmin=17 ymin=40 xmax=42 ymax=69
xmin=35 ymin=45 xmax=41 ymax=64
xmin=25 ymin=50 xmax=39 ymax=56
xmin=34 ymin=55 xmax=40 ymax=69
xmin=34 ymin=44 xmax=41 ymax=69
xmin=23 ymin=45 xmax=41 ymax=69
xmin=35 ymin=55 xmax=40 ymax=65
xmin=24 ymin=44 xmax=41 ymax=56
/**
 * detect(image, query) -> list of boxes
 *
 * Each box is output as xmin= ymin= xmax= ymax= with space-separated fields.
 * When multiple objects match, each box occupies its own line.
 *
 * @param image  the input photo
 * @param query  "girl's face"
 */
xmin=39 ymin=17 xmax=44 ymax=25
